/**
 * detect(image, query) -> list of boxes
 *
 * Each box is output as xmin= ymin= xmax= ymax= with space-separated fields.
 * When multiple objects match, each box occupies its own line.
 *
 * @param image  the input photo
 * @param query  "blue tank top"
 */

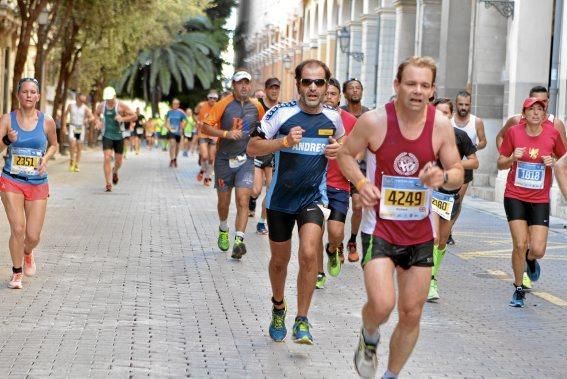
xmin=3 ymin=111 xmax=48 ymax=184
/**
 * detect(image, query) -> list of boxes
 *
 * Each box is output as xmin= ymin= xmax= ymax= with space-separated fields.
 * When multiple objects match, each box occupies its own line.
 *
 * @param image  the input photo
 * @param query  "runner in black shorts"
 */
xmin=427 ymin=98 xmax=478 ymax=301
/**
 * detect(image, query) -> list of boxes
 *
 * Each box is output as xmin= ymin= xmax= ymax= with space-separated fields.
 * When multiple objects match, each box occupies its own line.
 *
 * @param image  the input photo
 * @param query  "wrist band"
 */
xmin=282 ymin=137 xmax=290 ymax=148
xmin=355 ymin=178 xmax=368 ymax=192
xmin=223 ymin=131 xmax=228 ymax=138
xmin=2 ymin=135 xmax=11 ymax=146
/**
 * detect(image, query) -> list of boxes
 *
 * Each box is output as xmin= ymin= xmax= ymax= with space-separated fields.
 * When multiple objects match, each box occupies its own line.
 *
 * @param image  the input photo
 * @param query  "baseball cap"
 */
xmin=265 ymin=77 xmax=281 ymax=88
xmin=522 ymin=97 xmax=546 ymax=110
xmin=232 ymin=71 xmax=252 ymax=82
xmin=102 ymin=86 xmax=116 ymax=100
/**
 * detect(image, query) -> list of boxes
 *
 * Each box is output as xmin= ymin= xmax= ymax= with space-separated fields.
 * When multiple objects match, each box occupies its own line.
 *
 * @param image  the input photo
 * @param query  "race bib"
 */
xmin=122 ymin=130 xmax=131 ymax=138
xmin=514 ymin=161 xmax=545 ymax=189
xmin=10 ymin=147 xmax=42 ymax=176
xmin=184 ymin=131 xmax=192 ymax=138
xmin=229 ymin=154 xmax=247 ymax=169
xmin=73 ymin=124 xmax=83 ymax=133
xmin=431 ymin=191 xmax=455 ymax=221
xmin=379 ymin=175 xmax=429 ymax=220
xmin=136 ymin=127 xmax=144 ymax=135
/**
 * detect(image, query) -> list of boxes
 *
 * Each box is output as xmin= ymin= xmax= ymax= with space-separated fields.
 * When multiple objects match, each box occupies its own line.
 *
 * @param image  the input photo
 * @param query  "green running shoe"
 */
xmin=315 ymin=273 xmax=327 ymax=289
xmin=218 ymin=229 xmax=229 ymax=252
xmin=231 ymin=237 xmax=247 ymax=259
xmin=522 ymin=272 xmax=532 ymax=290
xmin=427 ymin=279 xmax=439 ymax=302
xmin=326 ymin=244 xmax=341 ymax=277
xmin=292 ymin=316 xmax=313 ymax=345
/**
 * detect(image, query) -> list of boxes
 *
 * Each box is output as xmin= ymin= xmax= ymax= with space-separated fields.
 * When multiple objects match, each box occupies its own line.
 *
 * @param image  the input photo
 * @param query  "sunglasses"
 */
xmin=300 ymin=78 xmax=327 ymax=87
xmin=207 ymin=96 xmax=219 ymax=100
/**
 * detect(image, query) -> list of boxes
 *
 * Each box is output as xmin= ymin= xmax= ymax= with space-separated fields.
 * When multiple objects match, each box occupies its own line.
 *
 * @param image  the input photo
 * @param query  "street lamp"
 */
xmin=282 ymin=54 xmax=292 ymax=70
xmin=336 ymin=26 xmax=364 ymax=62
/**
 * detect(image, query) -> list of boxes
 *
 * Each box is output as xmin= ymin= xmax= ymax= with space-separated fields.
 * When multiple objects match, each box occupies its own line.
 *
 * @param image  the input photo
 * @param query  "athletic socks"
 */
xmin=235 ymin=231 xmax=245 ymax=240
xmin=12 ymin=267 xmax=22 ymax=274
xmin=432 ymin=245 xmax=446 ymax=280
xmin=219 ymin=220 xmax=228 ymax=232
xmin=362 ymin=326 xmax=380 ymax=345
xmin=349 ymin=233 xmax=357 ymax=244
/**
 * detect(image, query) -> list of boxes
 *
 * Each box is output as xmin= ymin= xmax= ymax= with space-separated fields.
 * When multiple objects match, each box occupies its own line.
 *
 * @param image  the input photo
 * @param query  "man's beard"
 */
xmin=349 ymin=98 xmax=361 ymax=104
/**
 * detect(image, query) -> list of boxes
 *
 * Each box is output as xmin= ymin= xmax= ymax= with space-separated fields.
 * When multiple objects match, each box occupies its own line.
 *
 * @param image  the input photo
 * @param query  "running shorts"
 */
xmin=214 ymin=156 xmax=254 ymax=191
xmin=68 ymin=125 xmax=86 ymax=142
xmin=102 ymin=137 xmax=125 ymax=154
xmin=254 ymin=154 xmax=274 ymax=169
xmin=267 ymin=204 xmax=325 ymax=242
xmin=167 ymin=132 xmax=181 ymax=143
xmin=198 ymin=137 xmax=217 ymax=146
xmin=327 ymin=187 xmax=349 ymax=223
xmin=0 ymin=175 xmax=49 ymax=201
xmin=361 ymin=232 xmax=434 ymax=269
xmin=503 ymin=197 xmax=550 ymax=227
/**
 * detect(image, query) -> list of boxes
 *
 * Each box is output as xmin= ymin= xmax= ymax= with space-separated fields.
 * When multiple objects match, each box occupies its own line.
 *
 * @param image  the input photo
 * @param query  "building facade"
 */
xmin=237 ymin=0 xmax=567 ymax=216
xmin=0 ymin=0 xmax=20 ymax=113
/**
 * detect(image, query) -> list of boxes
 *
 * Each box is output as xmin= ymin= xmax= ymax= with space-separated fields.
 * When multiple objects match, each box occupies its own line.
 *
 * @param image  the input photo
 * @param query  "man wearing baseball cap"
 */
xmin=94 ymin=86 xmax=137 ymax=192
xmin=201 ymin=70 xmax=265 ymax=259
xmin=249 ymin=77 xmax=282 ymax=235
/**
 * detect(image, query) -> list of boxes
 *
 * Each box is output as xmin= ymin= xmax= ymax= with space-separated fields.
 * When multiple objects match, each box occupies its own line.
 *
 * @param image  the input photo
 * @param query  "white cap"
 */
xmin=102 ymin=86 xmax=116 ymax=100
xmin=232 ymin=71 xmax=252 ymax=82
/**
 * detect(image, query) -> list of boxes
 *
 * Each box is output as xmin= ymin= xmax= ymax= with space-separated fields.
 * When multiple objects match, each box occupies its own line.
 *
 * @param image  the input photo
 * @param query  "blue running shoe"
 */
xmin=525 ymin=258 xmax=541 ymax=282
xmin=269 ymin=303 xmax=287 ymax=342
xmin=256 ymin=222 xmax=268 ymax=235
xmin=509 ymin=286 xmax=525 ymax=308
xmin=292 ymin=316 xmax=313 ymax=345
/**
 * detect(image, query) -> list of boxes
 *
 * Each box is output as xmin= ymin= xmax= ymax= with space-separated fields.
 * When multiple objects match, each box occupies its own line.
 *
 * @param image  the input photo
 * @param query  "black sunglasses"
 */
xmin=300 ymin=78 xmax=327 ymax=87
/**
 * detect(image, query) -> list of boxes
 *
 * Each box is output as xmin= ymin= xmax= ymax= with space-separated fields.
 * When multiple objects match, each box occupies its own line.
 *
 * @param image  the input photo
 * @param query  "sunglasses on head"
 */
xmin=300 ymin=78 xmax=327 ymax=87
xmin=17 ymin=77 xmax=40 ymax=92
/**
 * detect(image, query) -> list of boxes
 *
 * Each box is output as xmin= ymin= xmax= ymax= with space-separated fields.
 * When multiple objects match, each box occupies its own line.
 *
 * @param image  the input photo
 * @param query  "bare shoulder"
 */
xmin=43 ymin=114 xmax=56 ymax=128
xmin=504 ymin=114 xmax=521 ymax=128
xmin=433 ymin=109 xmax=453 ymax=133
xmin=475 ymin=115 xmax=484 ymax=126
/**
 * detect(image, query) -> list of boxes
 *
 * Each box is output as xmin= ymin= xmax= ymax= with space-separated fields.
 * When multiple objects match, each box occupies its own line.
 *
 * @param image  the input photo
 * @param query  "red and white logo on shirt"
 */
xmin=393 ymin=152 xmax=419 ymax=176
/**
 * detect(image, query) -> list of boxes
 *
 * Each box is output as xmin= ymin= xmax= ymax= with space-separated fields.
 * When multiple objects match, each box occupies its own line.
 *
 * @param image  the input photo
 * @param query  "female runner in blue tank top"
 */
xmin=0 ymin=78 xmax=58 ymax=289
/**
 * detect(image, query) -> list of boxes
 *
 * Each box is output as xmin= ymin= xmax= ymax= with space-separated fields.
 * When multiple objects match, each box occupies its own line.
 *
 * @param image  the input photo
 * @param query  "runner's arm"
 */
xmin=475 ymin=117 xmax=487 ymax=150
xmin=434 ymin=118 xmax=464 ymax=191
xmin=62 ymin=104 xmax=71 ymax=135
xmin=94 ymin=103 xmax=103 ymax=130
xmin=462 ymin=153 xmax=479 ymax=170
xmin=118 ymin=103 xmax=137 ymax=123
xmin=554 ymin=153 xmax=567 ymax=198
xmin=553 ymin=118 xmax=567 ymax=148
xmin=42 ymin=116 xmax=59 ymax=161
xmin=496 ymin=115 xmax=519 ymax=149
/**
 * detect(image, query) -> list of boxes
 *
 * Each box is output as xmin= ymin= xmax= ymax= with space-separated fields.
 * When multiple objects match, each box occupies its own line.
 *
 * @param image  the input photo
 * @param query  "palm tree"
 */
xmin=117 ymin=16 xmax=220 ymax=116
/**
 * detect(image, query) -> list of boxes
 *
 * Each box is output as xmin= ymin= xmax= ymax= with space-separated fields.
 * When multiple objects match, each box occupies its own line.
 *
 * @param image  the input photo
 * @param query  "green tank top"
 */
xmin=184 ymin=117 xmax=195 ymax=134
xmin=103 ymin=102 xmax=123 ymax=141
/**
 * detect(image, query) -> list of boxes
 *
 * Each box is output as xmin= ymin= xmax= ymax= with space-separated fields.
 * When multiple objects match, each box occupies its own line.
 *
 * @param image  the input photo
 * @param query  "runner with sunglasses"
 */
xmin=0 ymin=77 xmax=58 ymax=289
xmin=248 ymin=59 xmax=344 ymax=345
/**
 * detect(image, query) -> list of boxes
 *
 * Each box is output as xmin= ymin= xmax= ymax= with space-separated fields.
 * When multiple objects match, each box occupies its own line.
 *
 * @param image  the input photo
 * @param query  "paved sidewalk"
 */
xmin=0 ymin=148 xmax=565 ymax=378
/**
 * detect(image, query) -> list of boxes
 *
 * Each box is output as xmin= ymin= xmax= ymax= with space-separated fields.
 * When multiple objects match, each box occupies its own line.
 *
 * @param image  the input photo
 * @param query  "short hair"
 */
xmin=342 ymin=78 xmax=363 ymax=93
xmin=529 ymin=86 xmax=548 ymax=97
xmin=328 ymin=78 xmax=341 ymax=93
xmin=432 ymin=98 xmax=454 ymax=114
xmin=395 ymin=56 xmax=437 ymax=84
xmin=455 ymin=90 xmax=471 ymax=100
xmin=294 ymin=59 xmax=331 ymax=82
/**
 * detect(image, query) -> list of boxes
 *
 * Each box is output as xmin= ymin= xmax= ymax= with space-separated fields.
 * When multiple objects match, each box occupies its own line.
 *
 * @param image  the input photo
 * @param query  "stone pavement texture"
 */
xmin=0 ymin=148 xmax=565 ymax=378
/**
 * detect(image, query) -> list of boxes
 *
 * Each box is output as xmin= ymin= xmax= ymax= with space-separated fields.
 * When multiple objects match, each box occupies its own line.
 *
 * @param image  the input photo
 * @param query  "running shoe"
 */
xmin=509 ymin=286 xmax=525 ymax=308
xmin=105 ymin=184 xmax=112 ymax=192
xmin=204 ymin=178 xmax=212 ymax=187
xmin=169 ymin=160 xmax=173 ymax=167
xmin=326 ymin=244 xmax=341 ymax=277
xmin=231 ymin=237 xmax=247 ymax=259
xmin=248 ymin=210 xmax=255 ymax=217
xmin=23 ymin=252 xmax=36 ymax=277
xmin=269 ymin=302 xmax=287 ymax=342
xmin=197 ymin=171 xmax=204 ymax=182
xmin=353 ymin=328 xmax=379 ymax=379
xmin=348 ymin=241 xmax=359 ymax=262
xmin=338 ymin=242 xmax=345 ymax=264
xmin=525 ymin=256 xmax=541 ymax=282
xmin=217 ymin=229 xmax=229 ymax=252
xmin=112 ymin=172 xmax=119 ymax=185
xmin=447 ymin=234 xmax=455 ymax=245
xmin=68 ymin=161 xmax=74 ymax=172
xmin=315 ymin=273 xmax=327 ymax=289
xmin=73 ymin=164 xmax=80 ymax=172
xmin=173 ymin=158 xmax=178 ymax=168
xmin=8 ymin=272 xmax=23 ymax=289
xmin=427 ymin=279 xmax=439 ymax=302
xmin=292 ymin=316 xmax=313 ymax=345
xmin=522 ymin=273 xmax=532 ymax=290
xmin=256 ymin=222 xmax=268 ymax=235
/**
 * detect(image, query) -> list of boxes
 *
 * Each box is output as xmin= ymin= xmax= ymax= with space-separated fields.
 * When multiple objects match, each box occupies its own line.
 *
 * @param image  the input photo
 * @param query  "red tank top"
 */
xmin=372 ymin=102 xmax=436 ymax=245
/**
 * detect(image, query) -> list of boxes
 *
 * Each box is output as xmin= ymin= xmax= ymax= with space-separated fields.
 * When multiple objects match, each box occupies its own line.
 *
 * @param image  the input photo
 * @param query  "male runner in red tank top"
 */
xmin=337 ymin=56 xmax=463 ymax=379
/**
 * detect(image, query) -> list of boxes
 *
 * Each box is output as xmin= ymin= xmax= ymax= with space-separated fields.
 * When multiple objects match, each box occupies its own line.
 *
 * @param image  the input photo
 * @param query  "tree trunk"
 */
xmin=12 ymin=0 xmax=50 ymax=109
xmin=52 ymin=20 xmax=79 ymax=119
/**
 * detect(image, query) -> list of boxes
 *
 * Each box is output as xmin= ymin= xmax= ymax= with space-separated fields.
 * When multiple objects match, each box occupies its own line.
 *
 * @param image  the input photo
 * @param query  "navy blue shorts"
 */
xmin=327 ymin=187 xmax=349 ymax=223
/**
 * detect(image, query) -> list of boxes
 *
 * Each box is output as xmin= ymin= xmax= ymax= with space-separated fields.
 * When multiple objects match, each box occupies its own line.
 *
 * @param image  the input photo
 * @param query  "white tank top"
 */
xmin=70 ymin=103 xmax=87 ymax=126
xmin=452 ymin=114 xmax=477 ymax=144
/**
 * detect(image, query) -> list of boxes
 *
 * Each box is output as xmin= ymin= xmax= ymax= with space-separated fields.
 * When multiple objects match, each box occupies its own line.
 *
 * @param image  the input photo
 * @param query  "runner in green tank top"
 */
xmin=94 ymin=87 xmax=136 ymax=192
